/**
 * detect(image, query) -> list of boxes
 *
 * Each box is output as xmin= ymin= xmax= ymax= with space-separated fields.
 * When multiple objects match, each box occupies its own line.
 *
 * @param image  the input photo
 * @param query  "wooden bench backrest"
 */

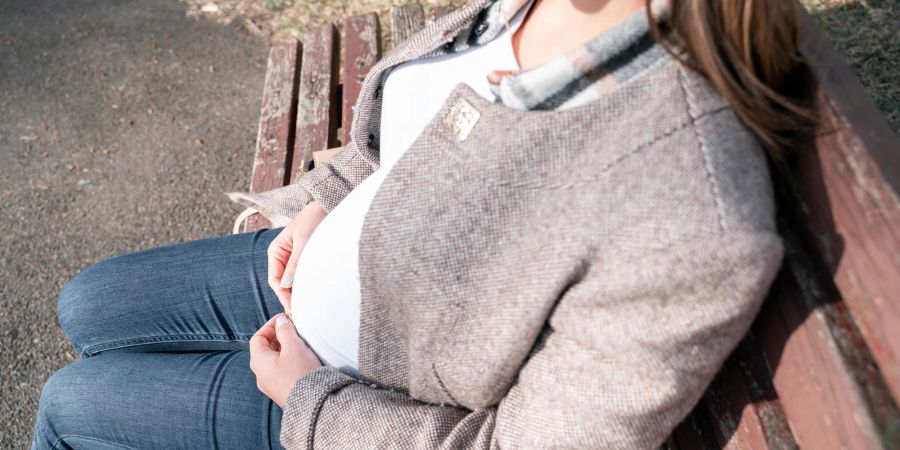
xmin=242 ymin=4 xmax=900 ymax=448
xmin=670 ymin=5 xmax=900 ymax=449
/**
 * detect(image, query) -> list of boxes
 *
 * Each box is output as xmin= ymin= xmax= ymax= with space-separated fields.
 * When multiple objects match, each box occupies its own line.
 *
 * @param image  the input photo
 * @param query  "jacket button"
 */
xmin=367 ymin=133 xmax=376 ymax=148
xmin=474 ymin=20 xmax=488 ymax=36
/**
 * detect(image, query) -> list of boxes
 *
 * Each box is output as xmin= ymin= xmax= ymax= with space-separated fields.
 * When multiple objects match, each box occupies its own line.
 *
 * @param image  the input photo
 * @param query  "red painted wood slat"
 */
xmin=791 ymin=6 xmax=900 ymax=402
xmin=433 ymin=5 xmax=456 ymax=20
xmin=291 ymin=24 xmax=340 ymax=182
xmin=342 ymin=13 xmax=382 ymax=146
xmin=391 ymin=3 xmax=425 ymax=48
xmin=699 ymin=337 xmax=796 ymax=450
xmin=244 ymin=41 xmax=301 ymax=232
xmin=753 ymin=234 xmax=895 ymax=448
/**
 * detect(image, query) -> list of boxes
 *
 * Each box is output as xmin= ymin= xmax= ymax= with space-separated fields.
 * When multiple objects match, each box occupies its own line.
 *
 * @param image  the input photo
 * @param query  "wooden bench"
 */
xmin=235 ymin=3 xmax=900 ymax=448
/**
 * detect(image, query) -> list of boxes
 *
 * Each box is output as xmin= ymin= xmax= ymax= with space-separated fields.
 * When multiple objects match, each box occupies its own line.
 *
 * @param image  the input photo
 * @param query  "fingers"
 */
xmin=281 ymin=243 xmax=303 ymax=289
xmin=267 ymin=205 xmax=328 ymax=316
xmin=274 ymin=314 xmax=303 ymax=352
xmin=288 ymin=207 xmax=327 ymax=280
xmin=249 ymin=315 xmax=278 ymax=354
xmin=249 ymin=316 xmax=280 ymax=376
xmin=271 ymin=238 xmax=307 ymax=319
xmin=267 ymin=231 xmax=293 ymax=313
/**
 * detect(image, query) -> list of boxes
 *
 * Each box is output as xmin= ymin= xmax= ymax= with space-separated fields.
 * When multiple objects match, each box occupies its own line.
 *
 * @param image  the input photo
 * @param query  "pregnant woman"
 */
xmin=31 ymin=0 xmax=818 ymax=448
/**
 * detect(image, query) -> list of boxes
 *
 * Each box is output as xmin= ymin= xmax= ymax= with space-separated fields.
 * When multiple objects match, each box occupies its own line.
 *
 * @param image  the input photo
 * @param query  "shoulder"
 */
xmin=577 ymin=60 xmax=778 ymax=246
xmin=674 ymin=64 xmax=778 ymax=234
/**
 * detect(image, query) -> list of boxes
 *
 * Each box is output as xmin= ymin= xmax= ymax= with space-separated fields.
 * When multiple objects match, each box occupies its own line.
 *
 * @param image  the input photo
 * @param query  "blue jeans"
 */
xmin=31 ymin=228 xmax=288 ymax=450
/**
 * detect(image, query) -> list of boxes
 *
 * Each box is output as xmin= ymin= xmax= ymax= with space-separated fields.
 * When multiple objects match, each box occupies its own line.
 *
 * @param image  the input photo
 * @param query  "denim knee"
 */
xmin=56 ymin=259 xmax=118 ymax=358
xmin=32 ymin=365 xmax=79 ymax=448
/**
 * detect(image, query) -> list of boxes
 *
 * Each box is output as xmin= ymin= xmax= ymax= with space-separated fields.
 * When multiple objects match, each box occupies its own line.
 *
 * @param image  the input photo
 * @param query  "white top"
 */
xmin=291 ymin=12 xmax=524 ymax=374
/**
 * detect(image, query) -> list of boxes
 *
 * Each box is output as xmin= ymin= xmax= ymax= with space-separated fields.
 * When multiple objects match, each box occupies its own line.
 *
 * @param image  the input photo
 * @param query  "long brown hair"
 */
xmin=648 ymin=0 xmax=819 ymax=159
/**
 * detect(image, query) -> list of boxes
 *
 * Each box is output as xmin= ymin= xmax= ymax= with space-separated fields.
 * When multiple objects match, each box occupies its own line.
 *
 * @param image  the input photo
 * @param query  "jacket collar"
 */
xmin=488 ymin=5 xmax=669 ymax=110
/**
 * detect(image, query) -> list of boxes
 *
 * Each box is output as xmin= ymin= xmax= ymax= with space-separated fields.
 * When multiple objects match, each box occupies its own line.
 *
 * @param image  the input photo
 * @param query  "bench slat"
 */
xmin=699 ymin=337 xmax=796 ymax=449
xmin=292 ymin=24 xmax=340 ymax=182
xmin=391 ymin=4 xmax=425 ymax=48
xmin=433 ymin=5 xmax=456 ymax=20
xmin=342 ymin=13 xmax=382 ymax=146
xmin=789 ymin=6 xmax=900 ymax=404
xmin=245 ymin=41 xmax=302 ymax=232
xmin=754 ymin=227 xmax=899 ymax=448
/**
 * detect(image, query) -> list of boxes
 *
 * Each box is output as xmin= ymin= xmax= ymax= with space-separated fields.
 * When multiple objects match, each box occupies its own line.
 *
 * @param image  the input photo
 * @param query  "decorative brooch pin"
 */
xmin=444 ymin=98 xmax=481 ymax=142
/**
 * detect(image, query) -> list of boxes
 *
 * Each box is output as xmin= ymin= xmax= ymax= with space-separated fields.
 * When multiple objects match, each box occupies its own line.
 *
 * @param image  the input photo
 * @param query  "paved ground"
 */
xmin=0 ymin=0 xmax=266 ymax=446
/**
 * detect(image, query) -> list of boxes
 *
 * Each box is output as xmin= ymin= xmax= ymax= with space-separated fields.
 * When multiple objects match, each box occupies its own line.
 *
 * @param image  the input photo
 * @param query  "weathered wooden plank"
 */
xmin=433 ymin=5 xmax=456 ymax=20
xmin=342 ymin=13 xmax=382 ymax=146
xmin=753 ymin=227 xmax=900 ymax=448
xmin=671 ymin=338 xmax=796 ymax=450
xmin=793 ymin=4 xmax=900 ymax=402
xmin=391 ymin=3 xmax=425 ymax=48
xmin=245 ymin=41 xmax=301 ymax=232
xmin=291 ymin=23 xmax=340 ymax=182
xmin=698 ymin=336 xmax=796 ymax=450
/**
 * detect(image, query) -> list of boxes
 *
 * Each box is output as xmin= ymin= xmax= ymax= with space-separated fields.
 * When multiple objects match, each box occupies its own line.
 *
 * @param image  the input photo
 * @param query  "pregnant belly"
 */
xmin=290 ymin=167 xmax=390 ymax=373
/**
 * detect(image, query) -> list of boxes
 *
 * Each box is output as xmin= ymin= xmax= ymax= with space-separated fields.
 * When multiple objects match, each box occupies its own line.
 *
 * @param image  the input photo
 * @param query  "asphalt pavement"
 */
xmin=0 ymin=0 xmax=267 ymax=446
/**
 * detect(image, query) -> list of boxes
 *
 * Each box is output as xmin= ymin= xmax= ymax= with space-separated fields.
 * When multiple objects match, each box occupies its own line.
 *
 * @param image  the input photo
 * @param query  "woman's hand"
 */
xmin=268 ymin=204 xmax=328 ymax=317
xmin=249 ymin=313 xmax=323 ymax=409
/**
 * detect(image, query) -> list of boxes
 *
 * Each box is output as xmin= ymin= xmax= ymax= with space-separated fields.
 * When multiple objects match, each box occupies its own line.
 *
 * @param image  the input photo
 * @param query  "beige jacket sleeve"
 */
xmin=279 ymin=229 xmax=784 ymax=449
xmin=226 ymin=143 xmax=375 ymax=226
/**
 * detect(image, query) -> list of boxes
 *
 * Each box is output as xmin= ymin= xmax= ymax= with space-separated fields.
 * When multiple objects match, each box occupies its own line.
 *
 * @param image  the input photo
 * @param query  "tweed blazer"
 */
xmin=226 ymin=0 xmax=784 ymax=448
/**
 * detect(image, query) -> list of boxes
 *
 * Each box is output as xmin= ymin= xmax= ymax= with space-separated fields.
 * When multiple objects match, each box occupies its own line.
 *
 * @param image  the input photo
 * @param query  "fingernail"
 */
xmin=279 ymin=273 xmax=293 ymax=288
xmin=276 ymin=316 xmax=288 ymax=327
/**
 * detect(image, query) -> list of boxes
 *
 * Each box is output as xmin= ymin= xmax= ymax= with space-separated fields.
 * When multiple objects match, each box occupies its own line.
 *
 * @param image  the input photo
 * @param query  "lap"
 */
xmin=57 ymin=228 xmax=285 ymax=358
xmin=31 ymin=351 xmax=283 ymax=450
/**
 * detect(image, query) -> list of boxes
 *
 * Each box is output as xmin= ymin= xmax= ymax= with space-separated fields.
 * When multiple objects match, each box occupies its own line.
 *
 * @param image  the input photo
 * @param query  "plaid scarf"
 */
xmin=418 ymin=0 xmax=671 ymax=110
